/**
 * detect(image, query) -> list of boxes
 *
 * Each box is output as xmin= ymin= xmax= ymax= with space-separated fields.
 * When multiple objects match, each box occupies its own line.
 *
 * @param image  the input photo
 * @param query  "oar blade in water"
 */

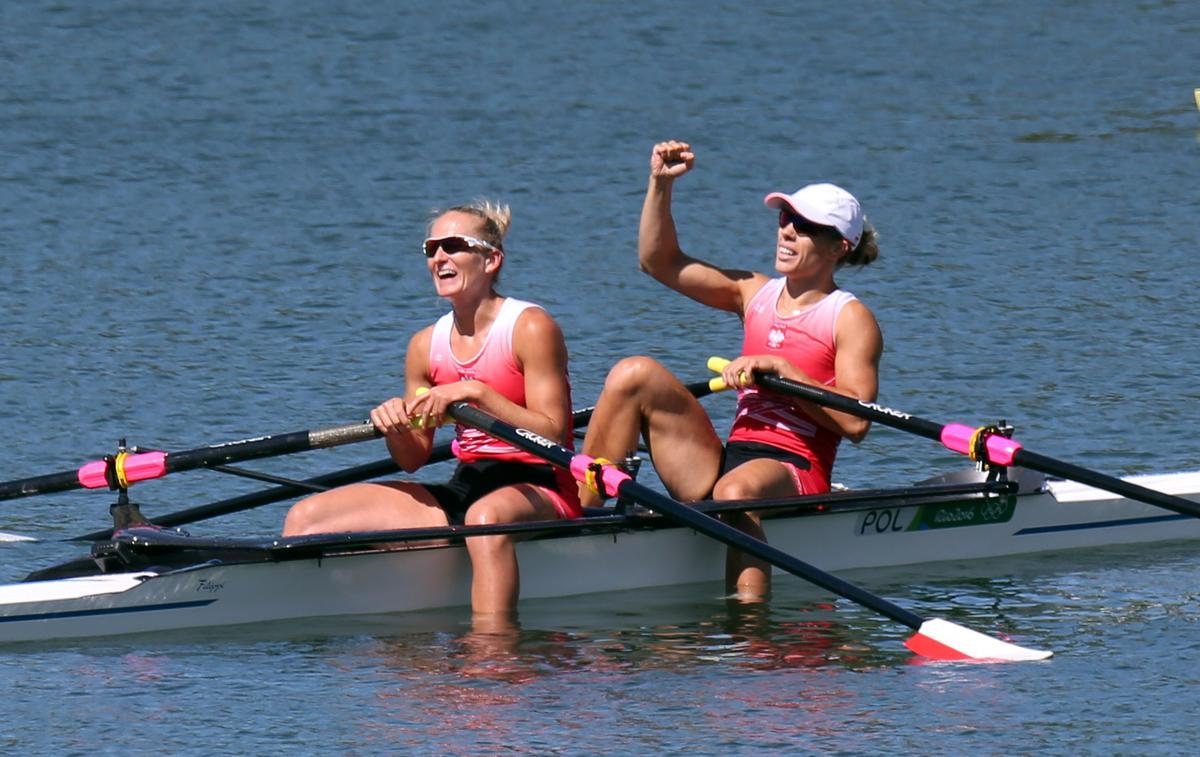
xmin=905 ymin=617 xmax=1053 ymax=662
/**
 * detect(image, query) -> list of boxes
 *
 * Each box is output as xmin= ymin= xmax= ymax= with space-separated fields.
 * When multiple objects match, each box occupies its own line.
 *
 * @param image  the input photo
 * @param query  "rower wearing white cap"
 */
xmin=580 ymin=140 xmax=883 ymax=599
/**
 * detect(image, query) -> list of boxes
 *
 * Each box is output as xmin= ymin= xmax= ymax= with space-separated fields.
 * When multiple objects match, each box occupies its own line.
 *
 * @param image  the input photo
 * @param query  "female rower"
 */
xmin=283 ymin=200 xmax=581 ymax=617
xmin=580 ymin=140 xmax=882 ymax=598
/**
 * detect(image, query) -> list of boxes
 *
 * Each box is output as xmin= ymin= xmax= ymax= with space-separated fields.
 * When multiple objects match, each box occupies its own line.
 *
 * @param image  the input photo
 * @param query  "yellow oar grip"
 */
xmin=707 ymin=356 xmax=732 ymax=392
xmin=411 ymin=387 xmax=436 ymax=429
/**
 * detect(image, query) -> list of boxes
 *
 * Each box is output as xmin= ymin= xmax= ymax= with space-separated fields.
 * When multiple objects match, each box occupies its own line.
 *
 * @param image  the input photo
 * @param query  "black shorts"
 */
xmin=719 ymin=440 xmax=812 ymax=477
xmin=424 ymin=460 xmax=563 ymax=526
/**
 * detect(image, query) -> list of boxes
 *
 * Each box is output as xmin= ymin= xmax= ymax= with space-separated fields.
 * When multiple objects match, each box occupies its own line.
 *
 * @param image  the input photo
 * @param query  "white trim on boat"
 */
xmin=0 ymin=573 xmax=155 ymax=605
xmin=1045 ymin=470 xmax=1200 ymax=502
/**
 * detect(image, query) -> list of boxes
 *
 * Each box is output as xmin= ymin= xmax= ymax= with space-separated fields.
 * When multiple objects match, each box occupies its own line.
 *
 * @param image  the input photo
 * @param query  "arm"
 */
xmin=407 ymin=308 xmax=572 ymax=445
xmin=369 ymin=327 xmax=437 ymax=473
xmin=509 ymin=309 xmax=573 ymax=444
xmin=639 ymin=140 xmax=767 ymax=315
xmin=721 ymin=300 xmax=882 ymax=442
xmin=823 ymin=301 xmax=883 ymax=442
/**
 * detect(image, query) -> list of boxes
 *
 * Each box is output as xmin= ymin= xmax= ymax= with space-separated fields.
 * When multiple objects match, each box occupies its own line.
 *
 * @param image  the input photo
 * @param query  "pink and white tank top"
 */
xmin=428 ymin=298 xmax=568 ymax=464
xmin=727 ymin=279 xmax=857 ymax=491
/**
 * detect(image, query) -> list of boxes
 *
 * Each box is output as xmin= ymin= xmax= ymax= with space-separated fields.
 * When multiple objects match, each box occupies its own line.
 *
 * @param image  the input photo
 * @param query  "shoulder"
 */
xmin=405 ymin=324 xmax=436 ymax=374
xmin=513 ymin=304 xmax=565 ymax=345
xmin=512 ymin=305 xmax=568 ymax=373
xmin=834 ymin=299 xmax=882 ymax=350
xmin=407 ymin=324 xmax=435 ymax=353
xmin=745 ymin=274 xmax=778 ymax=299
xmin=839 ymin=296 xmax=874 ymax=318
xmin=742 ymin=272 xmax=775 ymax=296
xmin=738 ymin=274 xmax=779 ymax=314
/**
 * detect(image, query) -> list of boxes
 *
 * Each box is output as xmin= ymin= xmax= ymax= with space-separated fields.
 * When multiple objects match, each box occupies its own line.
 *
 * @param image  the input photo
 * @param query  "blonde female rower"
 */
xmin=284 ymin=200 xmax=581 ymax=617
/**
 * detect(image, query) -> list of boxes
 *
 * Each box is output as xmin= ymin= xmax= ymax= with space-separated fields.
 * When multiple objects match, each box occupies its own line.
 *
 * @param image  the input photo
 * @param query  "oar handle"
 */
xmin=705 ymin=356 xmax=734 ymax=392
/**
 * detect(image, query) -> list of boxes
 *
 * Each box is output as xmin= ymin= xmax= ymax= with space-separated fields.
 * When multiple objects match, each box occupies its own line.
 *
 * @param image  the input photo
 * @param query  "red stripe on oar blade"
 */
xmin=904 ymin=632 xmax=972 ymax=661
xmin=904 ymin=618 xmax=1052 ymax=662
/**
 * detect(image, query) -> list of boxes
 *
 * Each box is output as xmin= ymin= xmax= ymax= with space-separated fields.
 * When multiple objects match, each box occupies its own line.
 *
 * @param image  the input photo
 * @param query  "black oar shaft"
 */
xmin=1013 ymin=449 xmax=1200 ymax=516
xmin=5 ymin=381 xmax=716 ymax=505
xmin=447 ymin=402 xmax=926 ymax=631
xmin=136 ymin=381 xmax=712 ymax=526
xmin=0 ymin=469 xmax=81 ymax=501
xmin=753 ymin=372 xmax=945 ymax=441
xmin=621 ymin=475 xmax=926 ymax=629
xmin=26 ymin=378 xmax=722 ymax=541
xmin=159 ymin=423 xmax=379 ymax=474
xmin=747 ymin=369 xmax=1200 ymax=520
xmin=0 ymin=421 xmax=379 ymax=502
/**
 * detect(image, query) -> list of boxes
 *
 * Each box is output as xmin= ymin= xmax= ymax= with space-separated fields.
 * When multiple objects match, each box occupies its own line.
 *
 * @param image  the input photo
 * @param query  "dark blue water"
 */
xmin=2 ymin=1 xmax=1199 ymax=753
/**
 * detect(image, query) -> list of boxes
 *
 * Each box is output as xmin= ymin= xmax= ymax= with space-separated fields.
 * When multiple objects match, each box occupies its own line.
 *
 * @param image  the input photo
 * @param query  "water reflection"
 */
xmin=364 ymin=592 xmax=900 ymax=688
xmin=451 ymin=613 xmax=590 ymax=684
xmin=342 ymin=596 xmax=911 ymax=753
xmin=357 ymin=539 xmax=1200 ymax=700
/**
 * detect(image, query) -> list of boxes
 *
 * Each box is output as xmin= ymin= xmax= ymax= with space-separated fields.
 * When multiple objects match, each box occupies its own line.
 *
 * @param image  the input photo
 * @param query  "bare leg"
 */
xmin=712 ymin=459 xmax=801 ymax=598
xmin=282 ymin=481 xmax=448 ymax=536
xmin=463 ymin=483 xmax=562 ymax=615
xmin=580 ymin=356 xmax=723 ymax=506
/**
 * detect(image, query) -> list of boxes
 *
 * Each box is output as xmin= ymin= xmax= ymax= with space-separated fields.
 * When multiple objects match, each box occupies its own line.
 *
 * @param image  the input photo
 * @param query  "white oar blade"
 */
xmin=0 ymin=531 xmax=38 ymax=543
xmin=904 ymin=617 xmax=1052 ymax=662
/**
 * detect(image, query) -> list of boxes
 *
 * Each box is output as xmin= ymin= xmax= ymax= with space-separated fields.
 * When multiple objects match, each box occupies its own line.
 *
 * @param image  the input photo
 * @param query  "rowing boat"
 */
xmin=0 ymin=369 xmax=1192 ymax=661
xmin=2 ymin=464 xmax=1198 ymax=644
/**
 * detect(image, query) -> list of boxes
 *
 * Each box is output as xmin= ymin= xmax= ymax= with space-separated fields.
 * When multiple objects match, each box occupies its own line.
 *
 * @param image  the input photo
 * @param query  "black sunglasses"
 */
xmin=421 ymin=235 xmax=501 ymax=258
xmin=778 ymin=209 xmax=840 ymax=240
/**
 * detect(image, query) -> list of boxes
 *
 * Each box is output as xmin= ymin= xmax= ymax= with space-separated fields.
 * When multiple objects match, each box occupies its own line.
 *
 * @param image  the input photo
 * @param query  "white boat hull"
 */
xmin=2 ymin=469 xmax=1199 ymax=643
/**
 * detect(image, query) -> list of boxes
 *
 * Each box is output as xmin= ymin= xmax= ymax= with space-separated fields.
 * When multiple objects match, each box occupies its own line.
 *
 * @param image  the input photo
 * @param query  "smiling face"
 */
xmin=773 ymin=208 xmax=848 ymax=277
xmin=425 ymin=210 xmax=503 ymax=299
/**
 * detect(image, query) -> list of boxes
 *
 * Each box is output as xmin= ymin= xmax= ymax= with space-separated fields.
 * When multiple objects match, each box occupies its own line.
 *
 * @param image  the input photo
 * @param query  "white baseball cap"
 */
xmin=764 ymin=183 xmax=864 ymax=247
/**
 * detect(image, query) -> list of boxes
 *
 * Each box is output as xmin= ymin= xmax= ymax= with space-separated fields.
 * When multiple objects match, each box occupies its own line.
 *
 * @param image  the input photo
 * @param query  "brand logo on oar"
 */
xmin=515 ymin=428 xmax=556 ymax=448
xmin=210 ymin=436 xmax=271 ymax=449
xmin=859 ymin=401 xmax=911 ymax=420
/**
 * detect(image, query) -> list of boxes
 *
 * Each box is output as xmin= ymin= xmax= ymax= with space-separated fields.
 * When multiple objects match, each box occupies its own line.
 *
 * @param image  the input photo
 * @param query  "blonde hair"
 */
xmin=430 ymin=199 xmax=512 ymax=250
xmin=840 ymin=222 xmax=879 ymax=268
